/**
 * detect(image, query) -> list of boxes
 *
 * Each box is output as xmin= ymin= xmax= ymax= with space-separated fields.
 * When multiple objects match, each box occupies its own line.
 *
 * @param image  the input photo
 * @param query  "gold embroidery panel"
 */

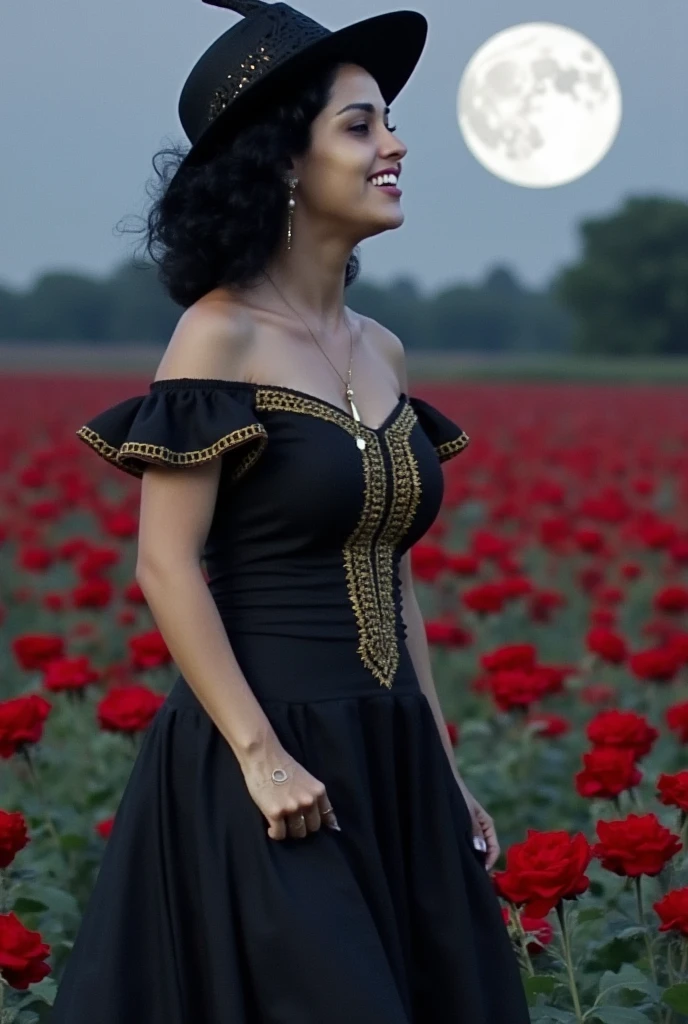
xmin=252 ymin=390 xmax=421 ymax=689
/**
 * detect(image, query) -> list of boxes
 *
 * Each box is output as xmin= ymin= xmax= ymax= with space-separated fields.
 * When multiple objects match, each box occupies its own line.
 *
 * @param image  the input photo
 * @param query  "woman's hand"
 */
xmin=459 ymin=781 xmax=500 ymax=871
xmin=240 ymin=743 xmax=340 ymax=840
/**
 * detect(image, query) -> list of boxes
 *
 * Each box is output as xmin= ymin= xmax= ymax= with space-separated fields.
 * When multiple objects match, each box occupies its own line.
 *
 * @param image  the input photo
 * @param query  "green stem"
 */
xmin=509 ymin=904 xmax=536 ymax=977
xmin=21 ymin=747 xmax=61 ymax=848
xmin=555 ymin=901 xmax=583 ymax=1023
xmin=635 ymin=875 xmax=659 ymax=985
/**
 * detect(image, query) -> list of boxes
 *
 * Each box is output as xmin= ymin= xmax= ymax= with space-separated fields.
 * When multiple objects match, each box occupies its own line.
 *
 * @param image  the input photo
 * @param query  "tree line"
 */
xmin=1 ymin=195 xmax=685 ymax=355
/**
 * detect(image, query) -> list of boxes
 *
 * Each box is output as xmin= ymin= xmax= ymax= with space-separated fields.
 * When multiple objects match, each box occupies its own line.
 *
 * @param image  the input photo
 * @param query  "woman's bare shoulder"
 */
xmin=153 ymin=290 xmax=257 ymax=384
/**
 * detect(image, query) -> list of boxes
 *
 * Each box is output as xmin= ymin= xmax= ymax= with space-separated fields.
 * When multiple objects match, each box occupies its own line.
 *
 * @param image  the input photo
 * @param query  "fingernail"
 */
xmin=329 ymin=821 xmax=342 ymax=831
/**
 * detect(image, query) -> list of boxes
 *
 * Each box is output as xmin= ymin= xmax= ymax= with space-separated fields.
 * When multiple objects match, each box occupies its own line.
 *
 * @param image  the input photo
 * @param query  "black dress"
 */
xmin=51 ymin=378 xmax=531 ymax=1024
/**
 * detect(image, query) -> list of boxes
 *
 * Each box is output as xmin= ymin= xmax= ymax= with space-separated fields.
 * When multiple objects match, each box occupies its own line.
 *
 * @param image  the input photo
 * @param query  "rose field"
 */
xmin=2 ymin=374 xmax=688 ymax=1023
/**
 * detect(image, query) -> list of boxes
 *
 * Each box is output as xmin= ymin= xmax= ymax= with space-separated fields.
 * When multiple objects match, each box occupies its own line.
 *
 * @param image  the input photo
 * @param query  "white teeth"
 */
xmin=370 ymin=173 xmax=398 ymax=187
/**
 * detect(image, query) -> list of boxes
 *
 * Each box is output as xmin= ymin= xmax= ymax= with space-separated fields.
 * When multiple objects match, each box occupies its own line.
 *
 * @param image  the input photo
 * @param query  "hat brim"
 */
xmin=177 ymin=10 xmax=428 ymax=172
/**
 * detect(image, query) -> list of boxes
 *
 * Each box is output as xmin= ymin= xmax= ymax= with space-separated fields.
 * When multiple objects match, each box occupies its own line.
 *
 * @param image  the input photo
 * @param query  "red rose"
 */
xmin=411 ymin=543 xmax=448 ymax=584
xmin=592 ymin=813 xmax=682 ymax=877
xmin=654 ymin=586 xmax=688 ymax=615
xmin=586 ymin=709 xmax=659 ymax=760
xmin=529 ymin=589 xmax=566 ymax=623
xmin=0 ymin=811 xmax=29 ymax=869
xmin=526 ymin=712 xmax=571 ymax=738
xmin=492 ymin=829 xmax=592 ymax=917
xmin=462 ymin=583 xmax=505 ymax=615
xmin=95 ymin=816 xmax=115 ymax=839
xmin=481 ymin=644 xmax=537 ymax=672
xmin=0 ymin=912 xmax=51 ymax=989
xmin=630 ymin=647 xmax=680 ymax=683
xmin=574 ymin=527 xmax=605 ymax=554
xmin=490 ymin=670 xmax=551 ymax=712
xmin=471 ymin=530 xmax=512 ymax=560
xmin=447 ymin=553 xmax=480 ymax=577
xmin=654 ymin=886 xmax=688 ymax=937
xmin=128 ymin=630 xmax=171 ymax=670
xmin=657 ymin=771 xmax=688 ymax=813
xmin=575 ymin=746 xmax=642 ymax=799
xmin=71 ymin=578 xmax=114 ymax=609
xmin=11 ymin=634 xmax=64 ymax=672
xmin=670 ymin=540 xmax=688 ymax=566
xmin=446 ymin=721 xmax=459 ymax=746
xmin=0 ymin=695 xmax=52 ymax=759
xmin=97 ymin=684 xmax=165 ymax=733
xmin=667 ymin=701 xmax=688 ymax=743
xmin=42 ymin=655 xmax=100 ymax=694
xmin=586 ymin=627 xmax=627 ymax=664
xmin=425 ymin=620 xmax=473 ymax=648
xmin=590 ymin=607 xmax=617 ymax=628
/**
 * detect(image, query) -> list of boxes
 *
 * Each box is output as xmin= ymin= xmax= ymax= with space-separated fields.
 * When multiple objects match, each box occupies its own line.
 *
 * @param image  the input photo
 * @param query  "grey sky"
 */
xmin=1 ymin=0 xmax=686 ymax=295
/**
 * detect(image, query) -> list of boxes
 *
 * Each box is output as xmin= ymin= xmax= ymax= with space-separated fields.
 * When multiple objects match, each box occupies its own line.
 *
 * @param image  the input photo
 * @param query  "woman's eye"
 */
xmin=350 ymin=123 xmax=398 ymax=134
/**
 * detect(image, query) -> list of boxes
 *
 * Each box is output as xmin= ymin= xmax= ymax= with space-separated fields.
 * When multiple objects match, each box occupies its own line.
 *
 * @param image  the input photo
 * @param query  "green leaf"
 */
xmin=524 ymin=975 xmax=559 ymax=1005
xmin=529 ymin=1007 xmax=577 ymax=1022
xmin=577 ymin=907 xmax=606 ymax=923
xmin=598 ymin=963 xmax=662 ymax=1003
xmin=613 ymin=927 xmax=647 ymax=941
xmin=12 ymin=897 xmax=53 ymax=915
xmin=590 ymin=1010 xmax=652 ymax=1023
xmin=525 ymin=975 xmax=558 ymax=997
xmin=23 ymin=884 xmax=80 ymax=919
xmin=661 ymin=983 xmax=688 ymax=1013
xmin=15 ymin=977 xmax=58 ymax=1008
xmin=16 ymin=1012 xmax=40 ymax=1024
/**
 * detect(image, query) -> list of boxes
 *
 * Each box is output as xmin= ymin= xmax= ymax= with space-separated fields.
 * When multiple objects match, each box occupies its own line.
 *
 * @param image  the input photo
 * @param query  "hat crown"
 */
xmin=202 ymin=0 xmax=268 ymax=14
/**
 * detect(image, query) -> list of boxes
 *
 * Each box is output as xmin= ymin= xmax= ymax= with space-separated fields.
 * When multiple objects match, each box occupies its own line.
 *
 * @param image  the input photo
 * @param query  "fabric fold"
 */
xmin=408 ymin=395 xmax=470 ymax=463
xmin=75 ymin=380 xmax=268 ymax=482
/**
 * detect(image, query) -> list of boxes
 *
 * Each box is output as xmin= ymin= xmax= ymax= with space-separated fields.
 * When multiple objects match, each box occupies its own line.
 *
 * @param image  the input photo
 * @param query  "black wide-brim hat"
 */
xmin=177 ymin=0 xmax=428 ymax=171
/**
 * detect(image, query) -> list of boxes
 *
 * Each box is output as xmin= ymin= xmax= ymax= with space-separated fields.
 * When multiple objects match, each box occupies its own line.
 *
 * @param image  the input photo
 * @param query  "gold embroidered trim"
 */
xmin=75 ymin=424 xmax=267 ymax=482
xmin=252 ymin=389 xmax=421 ymax=689
xmin=254 ymin=388 xmax=362 ymax=437
xmin=436 ymin=431 xmax=470 ymax=462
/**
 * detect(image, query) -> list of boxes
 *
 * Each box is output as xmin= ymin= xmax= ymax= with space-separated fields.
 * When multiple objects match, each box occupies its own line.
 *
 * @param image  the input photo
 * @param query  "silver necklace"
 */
xmin=264 ymin=272 xmax=367 ymax=450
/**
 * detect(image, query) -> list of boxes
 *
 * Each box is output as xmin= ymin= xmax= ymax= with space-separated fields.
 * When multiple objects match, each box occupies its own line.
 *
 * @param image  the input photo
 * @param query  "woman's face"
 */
xmin=292 ymin=63 xmax=408 ymax=240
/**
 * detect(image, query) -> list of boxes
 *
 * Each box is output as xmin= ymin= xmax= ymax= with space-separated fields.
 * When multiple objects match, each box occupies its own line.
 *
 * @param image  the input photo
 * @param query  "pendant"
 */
xmin=348 ymin=395 xmax=361 ymax=423
xmin=346 ymin=391 xmax=365 ymax=449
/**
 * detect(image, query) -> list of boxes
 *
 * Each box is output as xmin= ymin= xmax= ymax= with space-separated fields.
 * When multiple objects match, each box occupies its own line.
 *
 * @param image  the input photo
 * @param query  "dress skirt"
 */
xmin=49 ymin=631 xmax=531 ymax=1024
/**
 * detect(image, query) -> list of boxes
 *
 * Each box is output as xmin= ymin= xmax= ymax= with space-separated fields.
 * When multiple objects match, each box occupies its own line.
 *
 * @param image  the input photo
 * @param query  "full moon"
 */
xmin=457 ymin=22 xmax=622 ymax=188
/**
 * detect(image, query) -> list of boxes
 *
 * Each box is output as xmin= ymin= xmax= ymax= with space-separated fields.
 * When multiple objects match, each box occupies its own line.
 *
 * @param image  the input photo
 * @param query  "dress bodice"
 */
xmin=77 ymin=378 xmax=470 ymax=689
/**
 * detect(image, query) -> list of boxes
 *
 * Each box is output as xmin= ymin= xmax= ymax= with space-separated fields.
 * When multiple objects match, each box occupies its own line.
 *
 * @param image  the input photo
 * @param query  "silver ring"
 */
xmin=472 ymin=835 xmax=487 ymax=853
xmin=271 ymin=768 xmax=288 ymax=784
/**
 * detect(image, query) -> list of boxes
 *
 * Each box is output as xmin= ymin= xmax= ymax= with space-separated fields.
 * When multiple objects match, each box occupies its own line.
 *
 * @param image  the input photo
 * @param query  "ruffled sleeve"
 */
xmin=409 ymin=395 xmax=470 ymax=463
xmin=75 ymin=379 xmax=268 ymax=483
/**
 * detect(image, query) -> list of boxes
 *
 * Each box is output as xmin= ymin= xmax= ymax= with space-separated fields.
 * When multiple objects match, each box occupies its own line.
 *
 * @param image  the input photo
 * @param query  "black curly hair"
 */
xmin=123 ymin=58 xmax=361 ymax=309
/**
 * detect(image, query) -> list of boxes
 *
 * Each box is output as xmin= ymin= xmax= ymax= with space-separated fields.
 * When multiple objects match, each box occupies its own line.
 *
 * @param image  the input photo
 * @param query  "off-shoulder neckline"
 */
xmin=149 ymin=377 xmax=409 ymax=435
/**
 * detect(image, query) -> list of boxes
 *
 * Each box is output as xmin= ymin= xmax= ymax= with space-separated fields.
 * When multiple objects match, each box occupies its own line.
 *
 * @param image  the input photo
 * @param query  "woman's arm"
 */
xmin=132 ymin=310 xmax=341 ymax=840
xmin=399 ymin=552 xmax=472 ymax=799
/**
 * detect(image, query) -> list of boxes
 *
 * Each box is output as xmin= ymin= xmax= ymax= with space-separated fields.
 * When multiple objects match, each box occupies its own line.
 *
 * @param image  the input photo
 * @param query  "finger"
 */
xmin=268 ymin=816 xmax=287 ymax=841
xmin=287 ymin=812 xmax=308 ymax=839
xmin=317 ymin=791 xmax=340 ymax=830
xmin=300 ymin=800 xmax=322 ymax=832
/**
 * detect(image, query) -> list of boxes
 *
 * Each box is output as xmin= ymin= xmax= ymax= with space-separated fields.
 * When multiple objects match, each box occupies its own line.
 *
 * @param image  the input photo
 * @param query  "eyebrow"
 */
xmin=335 ymin=102 xmax=391 ymax=116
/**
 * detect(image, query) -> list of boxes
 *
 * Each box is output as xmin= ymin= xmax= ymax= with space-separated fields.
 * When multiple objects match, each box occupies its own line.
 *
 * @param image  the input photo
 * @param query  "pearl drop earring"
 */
xmin=285 ymin=176 xmax=298 ymax=250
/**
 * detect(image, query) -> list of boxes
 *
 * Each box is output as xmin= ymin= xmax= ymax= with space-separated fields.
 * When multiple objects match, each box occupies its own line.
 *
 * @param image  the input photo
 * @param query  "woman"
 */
xmin=52 ymin=1 xmax=532 ymax=1021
